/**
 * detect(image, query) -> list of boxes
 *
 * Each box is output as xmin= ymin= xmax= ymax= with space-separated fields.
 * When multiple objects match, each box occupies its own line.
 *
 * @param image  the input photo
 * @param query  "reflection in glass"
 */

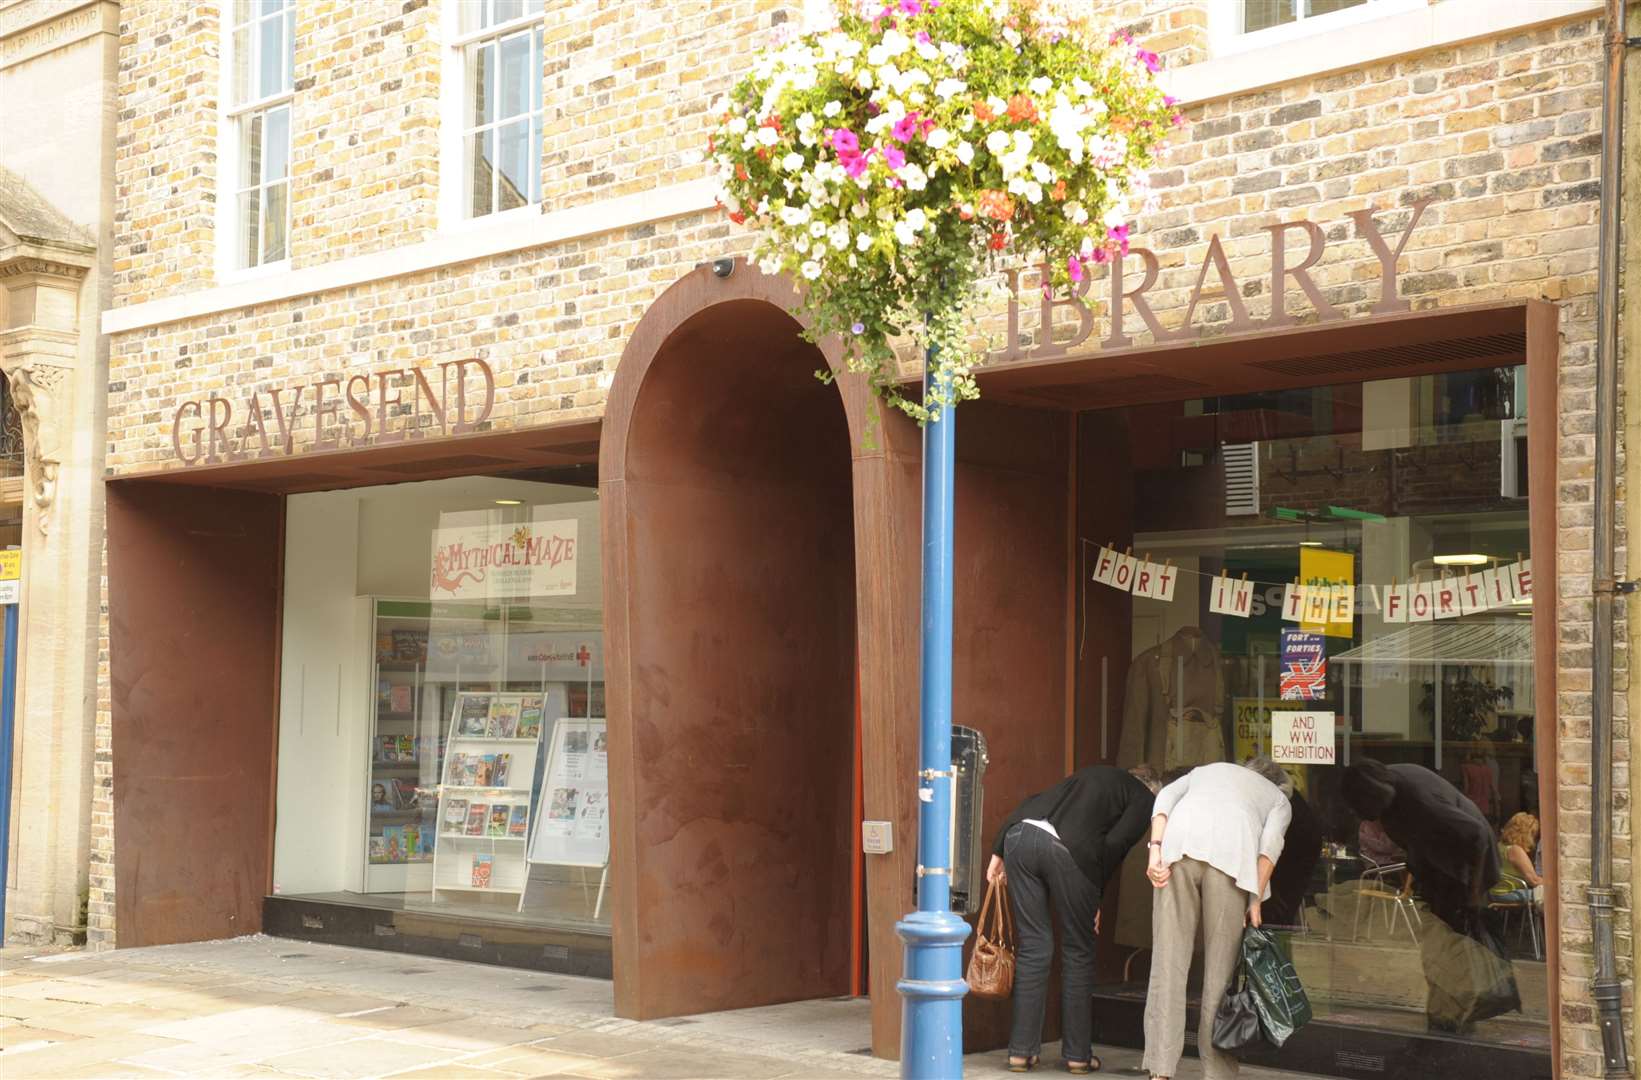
xmin=1086 ymin=368 xmax=1544 ymax=1059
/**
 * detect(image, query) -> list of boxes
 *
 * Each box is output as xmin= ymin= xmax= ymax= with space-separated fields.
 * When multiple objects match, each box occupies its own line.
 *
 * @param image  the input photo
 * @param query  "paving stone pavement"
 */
xmin=0 ymin=937 xmax=1326 ymax=1079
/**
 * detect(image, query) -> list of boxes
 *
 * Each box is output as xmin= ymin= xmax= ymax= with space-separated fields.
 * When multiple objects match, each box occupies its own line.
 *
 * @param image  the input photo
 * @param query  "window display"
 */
xmin=1084 ymin=366 xmax=1545 ymax=1054
xmin=272 ymin=475 xmax=609 ymax=943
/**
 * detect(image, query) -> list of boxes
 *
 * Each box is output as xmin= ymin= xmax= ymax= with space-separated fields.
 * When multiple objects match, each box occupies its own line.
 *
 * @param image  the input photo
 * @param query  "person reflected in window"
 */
xmin=1490 ymin=812 xmax=1543 ymax=904
xmin=1342 ymin=758 xmax=1518 ymax=1034
xmin=1142 ymin=756 xmax=1293 ymax=1080
xmin=1341 ymin=758 xmax=1498 ymax=931
xmin=986 ymin=764 xmax=1161 ymax=1074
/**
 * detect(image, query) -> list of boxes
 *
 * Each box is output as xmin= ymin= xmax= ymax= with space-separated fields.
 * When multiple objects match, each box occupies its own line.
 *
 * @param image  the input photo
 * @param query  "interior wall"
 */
xmin=951 ymin=399 xmax=1074 ymax=1051
xmin=610 ymin=300 xmax=857 ymax=1017
xmin=107 ymin=482 xmax=284 ymax=946
xmin=273 ymin=490 xmax=363 ymax=896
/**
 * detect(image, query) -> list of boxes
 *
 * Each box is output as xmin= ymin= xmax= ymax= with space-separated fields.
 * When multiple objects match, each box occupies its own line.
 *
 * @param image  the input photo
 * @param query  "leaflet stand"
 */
xmin=519 ymin=657 xmax=609 ymax=918
xmin=430 ymin=691 xmax=543 ymax=899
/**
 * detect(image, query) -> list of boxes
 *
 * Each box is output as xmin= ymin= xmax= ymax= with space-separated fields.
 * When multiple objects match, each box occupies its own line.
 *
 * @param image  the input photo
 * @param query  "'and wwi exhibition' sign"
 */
xmin=1271 ymin=710 xmax=1337 ymax=766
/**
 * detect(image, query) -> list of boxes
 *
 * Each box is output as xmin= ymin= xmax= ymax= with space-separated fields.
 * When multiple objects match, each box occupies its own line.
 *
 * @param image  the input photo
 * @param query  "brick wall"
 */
xmin=97 ymin=2 xmax=1630 ymax=1075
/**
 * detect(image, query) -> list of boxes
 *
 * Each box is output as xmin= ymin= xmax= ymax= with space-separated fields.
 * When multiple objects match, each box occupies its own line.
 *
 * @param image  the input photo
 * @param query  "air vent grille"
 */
xmin=1223 ymin=442 xmax=1259 ymax=517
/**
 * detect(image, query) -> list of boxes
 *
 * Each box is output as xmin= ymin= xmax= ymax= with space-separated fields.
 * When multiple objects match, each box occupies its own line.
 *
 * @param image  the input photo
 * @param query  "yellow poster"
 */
xmin=1300 ymin=546 xmax=1355 ymax=639
xmin=1233 ymin=697 xmax=1307 ymax=796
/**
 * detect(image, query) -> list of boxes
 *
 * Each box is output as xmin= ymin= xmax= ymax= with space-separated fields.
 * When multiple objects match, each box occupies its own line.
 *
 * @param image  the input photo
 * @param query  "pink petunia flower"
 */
xmin=890 ymin=113 xmax=921 ymax=143
xmin=1068 ymin=255 xmax=1084 ymax=283
xmin=899 ymin=0 xmax=922 ymax=14
xmin=830 ymin=128 xmax=861 ymax=153
xmin=881 ymin=145 xmax=906 ymax=170
xmin=840 ymin=150 xmax=869 ymax=177
xmin=1136 ymin=49 xmax=1160 ymax=73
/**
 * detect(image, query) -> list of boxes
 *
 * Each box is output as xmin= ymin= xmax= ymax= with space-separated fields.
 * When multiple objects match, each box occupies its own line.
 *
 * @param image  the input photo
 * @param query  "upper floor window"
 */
xmin=1212 ymin=0 xmax=1425 ymax=55
xmin=457 ymin=1 xmax=545 ymax=219
xmin=226 ymin=0 xmax=294 ymax=268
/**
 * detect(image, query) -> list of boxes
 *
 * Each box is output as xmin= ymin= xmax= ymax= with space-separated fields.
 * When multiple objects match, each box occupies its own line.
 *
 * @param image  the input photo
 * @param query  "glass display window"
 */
xmin=272 ymin=474 xmax=610 ymax=939
xmin=1083 ymin=365 xmax=1545 ymax=1054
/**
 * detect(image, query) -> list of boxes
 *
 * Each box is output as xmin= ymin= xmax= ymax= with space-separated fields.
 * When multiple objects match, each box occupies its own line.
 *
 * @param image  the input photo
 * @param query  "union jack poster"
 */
xmin=1279 ymin=628 xmax=1327 ymax=701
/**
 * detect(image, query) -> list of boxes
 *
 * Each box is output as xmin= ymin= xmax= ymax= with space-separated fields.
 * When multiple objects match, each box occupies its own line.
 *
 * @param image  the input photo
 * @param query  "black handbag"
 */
xmin=1211 ymin=968 xmax=1266 ymax=1052
xmin=1241 ymin=925 xmax=1312 ymax=1048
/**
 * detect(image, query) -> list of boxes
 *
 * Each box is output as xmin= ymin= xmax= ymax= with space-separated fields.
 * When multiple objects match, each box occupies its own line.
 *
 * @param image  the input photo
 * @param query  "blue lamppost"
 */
xmin=895 ymin=356 xmax=971 ymax=1078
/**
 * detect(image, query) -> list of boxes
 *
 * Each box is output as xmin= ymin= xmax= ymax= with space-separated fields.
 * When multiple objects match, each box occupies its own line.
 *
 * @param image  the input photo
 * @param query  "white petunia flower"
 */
xmin=856 ymin=231 xmax=873 ymax=251
xmin=934 ymin=78 xmax=967 ymax=101
xmin=926 ymin=128 xmax=952 ymax=150
xmin=1031 ymin=160 xmax=1053 ymax=183
xmin=802 ymin=260 xmax=823 ymax=280
xmin=757 ymin=126 xmax=779 ymax=146
xmin=893 ymin=219 xmax=918 ymax=246
xmin=824 ymin=100 xmax=843 ymax=117
xmin=728 ymin=116 xmax=749 ymax=135
xmin=783 ymin=152 xmax=806 ymax=172
xmin=1023 ymin=181 xmax=1043 ymax=204
xmin=905 ymin=207 xmax=928 ymax=231
xmin=1028 ymin=76 xmax=1052 ymax=95
xmin=985 ymin=130 xmax=1011 ymax=154
xmin=955 ymin=140 xmax=974 ymax=165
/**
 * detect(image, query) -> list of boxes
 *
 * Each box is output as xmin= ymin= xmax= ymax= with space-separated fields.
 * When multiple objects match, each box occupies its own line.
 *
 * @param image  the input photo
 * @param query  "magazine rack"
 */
xmin=430 ymin=691 xmax=545 ymax=899
xmin=519 ymin=715 xmax=611 ymax=918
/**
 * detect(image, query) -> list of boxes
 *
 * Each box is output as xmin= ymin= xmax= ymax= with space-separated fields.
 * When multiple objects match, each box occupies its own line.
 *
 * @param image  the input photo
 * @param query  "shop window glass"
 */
xmin=1085 ymin=365 xmax=1544 ymax=1054
xmin=272 ymin=474 xmax=609 ymax=946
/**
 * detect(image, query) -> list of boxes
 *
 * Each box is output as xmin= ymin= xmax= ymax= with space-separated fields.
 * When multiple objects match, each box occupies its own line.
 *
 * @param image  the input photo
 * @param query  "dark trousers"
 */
xmin=1002 ymin=823 xmax=1100 ymax=1063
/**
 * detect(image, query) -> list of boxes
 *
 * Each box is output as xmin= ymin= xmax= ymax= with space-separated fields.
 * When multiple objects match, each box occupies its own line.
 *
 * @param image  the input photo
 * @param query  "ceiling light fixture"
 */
xmin=1433 ymin=553 xmax=1490 ymax=566
xmin=494 ymin=498 xmax=523 ymax=506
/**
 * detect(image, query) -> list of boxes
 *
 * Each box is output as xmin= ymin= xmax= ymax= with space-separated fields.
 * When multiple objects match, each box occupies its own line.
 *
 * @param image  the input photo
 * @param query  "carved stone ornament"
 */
xmin=3 ymin=360 xmax=66 ymax=536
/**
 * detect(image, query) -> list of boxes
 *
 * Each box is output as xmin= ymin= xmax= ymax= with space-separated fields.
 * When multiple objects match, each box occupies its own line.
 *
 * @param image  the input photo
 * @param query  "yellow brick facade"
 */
xmin=99 ymin=3 xmax=1630 ymax=1077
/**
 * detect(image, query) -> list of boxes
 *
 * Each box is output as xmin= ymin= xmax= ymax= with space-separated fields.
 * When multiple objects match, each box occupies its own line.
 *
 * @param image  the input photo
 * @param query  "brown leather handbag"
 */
xmin=966 ymin=877 xmax=1016 ymax=999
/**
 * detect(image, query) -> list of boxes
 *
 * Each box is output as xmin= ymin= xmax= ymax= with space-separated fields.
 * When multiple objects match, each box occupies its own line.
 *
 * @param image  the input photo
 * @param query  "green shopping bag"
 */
xmin=1242 ymin=926 xmax=1312 ymax=1048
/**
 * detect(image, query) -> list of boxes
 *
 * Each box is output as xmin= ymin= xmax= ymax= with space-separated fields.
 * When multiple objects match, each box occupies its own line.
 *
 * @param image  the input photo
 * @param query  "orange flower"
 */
xmin=736 ymin=163 xmax=749 ymax=180
xmin=973 ymin=101 xmax=997 ymax=123
xmin=988 ymin=230 xmax=1009 ymax=251
xmin=1109 ymin=115 xmax=1135 ymax=134
xmin=976 ymin=189 xmax=1016 ymax=223
xmin=1051 ymin=180 xmax=1067 ymax=201
xmin=1006 ymin=94 xmax=1038 ymax=123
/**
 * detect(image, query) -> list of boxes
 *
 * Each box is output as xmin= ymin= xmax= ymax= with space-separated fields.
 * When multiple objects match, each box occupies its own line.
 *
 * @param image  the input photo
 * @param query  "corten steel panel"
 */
xmin=949 ymin=400 xmax=1075 ymax=1052
xmin=1524 ymin=299 xmax=1561 ymax=1074
xmin=603 ymin=277 xmax=862 ymax=1020
xmin=107 ymin=482 xmax=283 ymax=946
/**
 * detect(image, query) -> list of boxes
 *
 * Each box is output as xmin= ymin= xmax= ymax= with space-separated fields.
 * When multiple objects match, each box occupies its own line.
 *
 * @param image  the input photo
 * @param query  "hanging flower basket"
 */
xmin=709 ymin=0 xmax=1181 ymax=423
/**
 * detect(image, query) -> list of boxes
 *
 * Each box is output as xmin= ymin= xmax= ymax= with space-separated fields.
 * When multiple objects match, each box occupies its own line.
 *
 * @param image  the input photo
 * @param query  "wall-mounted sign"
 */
xmin=1271 ymin=710 xmax=1337 ymax=766
xmin=862 ymin=820 xmax=894 ymax=855
xmin=993 ymin=198 xmax=1436 ymax=363
xmin=170 ymin=358 xmax=495 ymax=465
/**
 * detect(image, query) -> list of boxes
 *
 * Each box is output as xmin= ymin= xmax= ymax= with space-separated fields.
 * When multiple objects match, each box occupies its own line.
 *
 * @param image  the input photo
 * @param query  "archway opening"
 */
xmin=612 ymin=297 xmax=859 ymax=1018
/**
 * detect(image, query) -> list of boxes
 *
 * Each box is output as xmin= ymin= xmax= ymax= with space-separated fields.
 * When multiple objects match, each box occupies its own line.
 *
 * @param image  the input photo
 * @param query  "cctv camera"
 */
xmin=712 ymin=258 xmax=735 ymax=278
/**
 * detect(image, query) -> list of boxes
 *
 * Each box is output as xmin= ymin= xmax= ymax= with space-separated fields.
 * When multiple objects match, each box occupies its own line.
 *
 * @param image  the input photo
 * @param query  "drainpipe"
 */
xmin=1590 ymin=2 xmax=1634 ymax=1076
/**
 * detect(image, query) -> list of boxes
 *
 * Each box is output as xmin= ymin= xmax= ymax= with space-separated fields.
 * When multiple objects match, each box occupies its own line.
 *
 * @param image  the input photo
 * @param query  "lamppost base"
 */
xmin=895 ymin=908 xmax=971 ymax=1079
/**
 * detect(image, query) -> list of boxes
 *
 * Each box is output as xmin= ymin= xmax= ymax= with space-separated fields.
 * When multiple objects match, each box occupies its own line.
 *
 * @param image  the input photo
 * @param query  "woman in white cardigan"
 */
xmin=1142 ymin=756 xmax=1293 ymax=1080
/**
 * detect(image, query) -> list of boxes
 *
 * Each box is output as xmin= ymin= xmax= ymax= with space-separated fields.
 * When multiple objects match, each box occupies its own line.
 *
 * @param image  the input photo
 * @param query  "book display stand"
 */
xmin=430 ymin=691 xmax=546 ymax=899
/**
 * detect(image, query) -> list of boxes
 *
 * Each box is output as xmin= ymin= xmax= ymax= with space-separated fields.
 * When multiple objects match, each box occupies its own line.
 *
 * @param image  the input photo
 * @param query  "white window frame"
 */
xmin=216 ymin=0 xmax=295 ymax=280
xmin=1208 ymin=0 xmax=1428 ymax=57
xmin=438 ymin=2 xmax=548 ymax=231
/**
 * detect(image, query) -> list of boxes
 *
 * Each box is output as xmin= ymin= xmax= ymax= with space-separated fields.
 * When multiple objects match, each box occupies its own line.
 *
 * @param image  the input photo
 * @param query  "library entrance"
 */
xmin=599 ymin=278 xmax=863 ymax=1019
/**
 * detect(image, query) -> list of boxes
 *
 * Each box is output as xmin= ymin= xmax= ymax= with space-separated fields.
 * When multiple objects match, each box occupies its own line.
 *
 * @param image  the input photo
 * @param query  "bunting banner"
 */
xmin=1087 ymin=543 xmax=1532 ymax=622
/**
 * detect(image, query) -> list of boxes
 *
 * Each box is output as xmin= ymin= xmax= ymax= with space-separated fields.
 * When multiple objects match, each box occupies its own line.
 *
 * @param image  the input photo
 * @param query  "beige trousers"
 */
xmin=1142 ymin=857 xmax=1247 ymax=1080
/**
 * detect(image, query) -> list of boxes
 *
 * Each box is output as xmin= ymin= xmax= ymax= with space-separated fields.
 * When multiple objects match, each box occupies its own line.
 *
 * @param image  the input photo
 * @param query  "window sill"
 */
xmin=437 ymin=203 xmax=543 ymax=236
xmin=1166 ymin=0 xmax=1601 ymax=106
xmin=217 ymin=258 xmax=293 ymax=286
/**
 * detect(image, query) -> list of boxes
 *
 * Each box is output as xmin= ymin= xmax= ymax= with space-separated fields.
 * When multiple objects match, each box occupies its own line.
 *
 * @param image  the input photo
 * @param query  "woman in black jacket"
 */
xmin=986 ymin=764 xmax=1159 ymax=1073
